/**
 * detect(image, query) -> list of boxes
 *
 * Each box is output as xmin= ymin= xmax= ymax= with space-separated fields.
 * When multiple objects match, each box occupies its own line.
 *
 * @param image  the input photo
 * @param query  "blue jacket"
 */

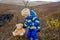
xmin=23 ymin=10 xmax=40 ymax=32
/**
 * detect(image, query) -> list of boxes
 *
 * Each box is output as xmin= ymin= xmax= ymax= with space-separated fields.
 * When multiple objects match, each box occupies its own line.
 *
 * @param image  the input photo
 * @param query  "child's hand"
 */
xmin=33 ymin=26 xmax=36 ymax=29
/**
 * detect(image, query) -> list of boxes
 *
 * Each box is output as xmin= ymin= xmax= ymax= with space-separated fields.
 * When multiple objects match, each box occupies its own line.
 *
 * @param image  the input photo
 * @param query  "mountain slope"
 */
xmin=0 ymin=2 xmax=60 ymax=40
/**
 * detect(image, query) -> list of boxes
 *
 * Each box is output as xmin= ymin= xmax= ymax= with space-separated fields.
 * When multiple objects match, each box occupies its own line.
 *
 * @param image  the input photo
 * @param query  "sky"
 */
xmin=29 ymin=0 xmax=60 ymax=2
xmin=0 ymin=0 xmax=59 ymax=6
xmin=0 ymin=0 xmax=60 ymax=2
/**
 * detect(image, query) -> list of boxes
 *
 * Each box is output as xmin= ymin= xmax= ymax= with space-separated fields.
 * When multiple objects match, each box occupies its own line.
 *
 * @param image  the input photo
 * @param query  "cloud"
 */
xmin=30 ymin=0 xmax=60 ymax=2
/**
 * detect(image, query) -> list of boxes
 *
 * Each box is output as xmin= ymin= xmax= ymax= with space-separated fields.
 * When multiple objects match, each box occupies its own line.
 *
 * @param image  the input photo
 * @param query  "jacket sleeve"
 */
xmin=23 ymin=18 xmax=34 ymax=28
xmin=32 ymin=16 xmax=40 ymax=32
xmin=23 ymin=22 xmax=27 ymax=28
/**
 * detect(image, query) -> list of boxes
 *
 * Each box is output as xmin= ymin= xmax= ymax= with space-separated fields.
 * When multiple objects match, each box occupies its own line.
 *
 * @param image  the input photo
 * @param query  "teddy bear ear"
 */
xmin=16 ymin=24 xmax=19 ymax=27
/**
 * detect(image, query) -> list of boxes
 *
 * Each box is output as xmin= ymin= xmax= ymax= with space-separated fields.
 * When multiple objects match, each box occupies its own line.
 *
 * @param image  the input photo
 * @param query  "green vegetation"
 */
xmin=9 ymin=11 xmax=60 ymax=40
xmin=0 ymin=3 xmax=60 ymax=40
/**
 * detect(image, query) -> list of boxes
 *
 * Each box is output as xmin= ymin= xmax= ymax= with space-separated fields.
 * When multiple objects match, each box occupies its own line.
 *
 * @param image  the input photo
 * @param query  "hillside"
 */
xmin=0 ymin=2 xmax=60 ymax=40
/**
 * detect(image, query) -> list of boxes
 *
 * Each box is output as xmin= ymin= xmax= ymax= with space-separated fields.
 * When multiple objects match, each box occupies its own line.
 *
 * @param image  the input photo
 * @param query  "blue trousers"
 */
xmin=27 ymin=29 xmax=38 ymax=40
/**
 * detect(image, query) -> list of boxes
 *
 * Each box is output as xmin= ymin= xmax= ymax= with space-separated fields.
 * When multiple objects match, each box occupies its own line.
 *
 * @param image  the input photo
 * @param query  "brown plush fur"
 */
xmin=12 ymin=23 xmax=25 ymax=36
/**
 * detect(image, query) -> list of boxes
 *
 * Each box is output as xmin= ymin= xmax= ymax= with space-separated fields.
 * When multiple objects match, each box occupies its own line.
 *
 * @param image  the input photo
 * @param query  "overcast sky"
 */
xmin=0 ymin=0 xmax=59 ymax=6
xmin=0 ymin=0 xmax=60 ymax=2
xmin=29 ymin=0 xmax=60 ymax=2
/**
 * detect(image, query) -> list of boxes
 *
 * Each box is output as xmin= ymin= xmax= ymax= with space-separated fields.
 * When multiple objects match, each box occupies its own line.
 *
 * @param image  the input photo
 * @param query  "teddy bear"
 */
xmin=12 ymin=23 xmax=25 ymax=36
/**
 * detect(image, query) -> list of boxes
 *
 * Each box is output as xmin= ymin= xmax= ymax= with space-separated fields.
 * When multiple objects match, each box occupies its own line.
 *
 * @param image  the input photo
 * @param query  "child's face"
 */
xmin=22 ymin=13 xmax=29 ymax=18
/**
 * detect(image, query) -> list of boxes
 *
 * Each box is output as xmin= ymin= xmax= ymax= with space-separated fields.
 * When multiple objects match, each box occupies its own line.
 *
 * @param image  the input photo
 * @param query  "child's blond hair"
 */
xmin=21 ymin=8 xmax=30 ymax=16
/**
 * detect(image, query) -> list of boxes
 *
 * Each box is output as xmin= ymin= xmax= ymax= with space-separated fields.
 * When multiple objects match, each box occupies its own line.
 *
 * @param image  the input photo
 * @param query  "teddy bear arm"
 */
xmin=14 ymin=29 xmax=18 ymax=33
